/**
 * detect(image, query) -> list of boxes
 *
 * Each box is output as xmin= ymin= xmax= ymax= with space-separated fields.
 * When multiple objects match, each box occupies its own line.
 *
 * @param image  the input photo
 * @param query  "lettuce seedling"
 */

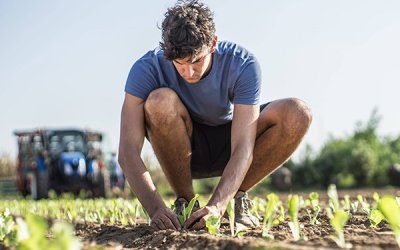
xmin=0 ymin=209 xmax=14 ymax=241
xmin=341 ymin=195 xmax=351 ymax=211
xmin=328 ymin=184 xmax=340 ymax=212
xmin=368 ymin=209 xmax=384 ymax=228
xmin=350 ymin=200 xmax=359 ymax=214
xmin=357 ymin=195 xmax=371 ymax=215
xmin=262 ymin=193 xmax=278 ymax=240
xmin=50 ymin=221 xmax=81 ymax=250
xmin=277 ymin=201 xmax=285 ymax=225
xmin=373 ymin=192 xmax=380 ymax=204
xmin=226 ymin=200 xmax=247 ymax=238
xmin=250 ymin=197 xmax=259 ymax=218
xmin=378 ymin=195 xmax=400 ymax=247
xmin=226 ymin=199 xmax=235 ymax=237
xmin=306 ymin=192 xmax=320 ymax=225
xmin=141 ymin=205 xmax=151 ymax=226
xmin=288 ymin=194 xmax=301 ymax=241
xmin=177 ymin=194 xmax=200 ymax=225
xmin=330 ymin=210 xmax=352 ymax=249
xmin=206 ymin=215 xmax=221 ymax=235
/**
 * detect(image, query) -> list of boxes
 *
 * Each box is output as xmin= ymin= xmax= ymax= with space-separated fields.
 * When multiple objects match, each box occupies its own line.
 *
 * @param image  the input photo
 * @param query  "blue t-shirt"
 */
xmin=125 ymin=41 xmax=261 ymax=126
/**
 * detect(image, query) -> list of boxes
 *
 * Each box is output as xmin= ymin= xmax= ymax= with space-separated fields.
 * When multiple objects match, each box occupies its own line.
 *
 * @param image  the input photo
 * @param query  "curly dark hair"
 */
xmin=160 ymin=0 xmax=216 ymax=60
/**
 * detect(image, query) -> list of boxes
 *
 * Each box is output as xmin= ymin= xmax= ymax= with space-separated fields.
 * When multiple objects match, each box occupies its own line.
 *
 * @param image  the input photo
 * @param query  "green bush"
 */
xmin=288 ymin=109 xmax=400 ymax=188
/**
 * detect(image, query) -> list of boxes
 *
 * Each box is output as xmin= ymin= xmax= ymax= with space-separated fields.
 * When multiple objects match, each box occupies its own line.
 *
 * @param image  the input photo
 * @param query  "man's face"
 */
xmin=172 ymin=48 xmax=213 ymax=84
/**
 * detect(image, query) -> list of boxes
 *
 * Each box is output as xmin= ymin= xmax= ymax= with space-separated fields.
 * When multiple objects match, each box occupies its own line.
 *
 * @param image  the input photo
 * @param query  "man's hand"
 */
xmin=150 ymin=206 xmax=181 ymax=231
xmin=184 ymin=205 xmax=221 ymax=230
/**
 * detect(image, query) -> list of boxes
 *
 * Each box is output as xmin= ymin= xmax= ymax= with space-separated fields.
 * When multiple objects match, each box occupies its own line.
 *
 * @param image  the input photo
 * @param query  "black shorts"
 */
xmin=191 ymin=103 xmax=270 ymax=179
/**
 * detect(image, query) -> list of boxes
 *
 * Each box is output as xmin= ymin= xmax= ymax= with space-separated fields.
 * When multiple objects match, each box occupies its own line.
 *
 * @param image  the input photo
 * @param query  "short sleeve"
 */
xmin=124 ymin=57 xmax=160 ymax=100
xmin=232 ymin=57 xmax=262 ymax=105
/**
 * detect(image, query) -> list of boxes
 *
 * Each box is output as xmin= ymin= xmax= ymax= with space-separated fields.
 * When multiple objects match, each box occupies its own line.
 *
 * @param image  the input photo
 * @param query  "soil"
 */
xmin=75 ymin=188 xmax=400 ymax=250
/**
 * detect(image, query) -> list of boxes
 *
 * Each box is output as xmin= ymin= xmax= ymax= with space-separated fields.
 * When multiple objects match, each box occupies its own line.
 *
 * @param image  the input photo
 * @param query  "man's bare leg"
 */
xmin=144 ymin=88 xmax=194 ymax=201
xmin=239 ymin=98 xmax=312 ymax=191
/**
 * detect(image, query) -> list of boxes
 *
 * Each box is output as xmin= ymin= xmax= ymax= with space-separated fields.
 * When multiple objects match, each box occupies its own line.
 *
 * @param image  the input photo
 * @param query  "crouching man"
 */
xmin=118 ymin=0 xmax=312 ymax=231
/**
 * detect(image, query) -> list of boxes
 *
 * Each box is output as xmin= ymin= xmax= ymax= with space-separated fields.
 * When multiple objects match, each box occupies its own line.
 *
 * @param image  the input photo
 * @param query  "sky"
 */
xmin=1 ymin=0 xmax=399 ymax=160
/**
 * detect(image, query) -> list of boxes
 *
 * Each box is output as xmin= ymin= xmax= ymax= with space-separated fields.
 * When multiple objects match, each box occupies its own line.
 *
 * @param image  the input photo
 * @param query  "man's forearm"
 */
xmin=119 ymin=153 xmax=165 ymax=217
xmin=207 ymin=150 xmax=253 ymax=214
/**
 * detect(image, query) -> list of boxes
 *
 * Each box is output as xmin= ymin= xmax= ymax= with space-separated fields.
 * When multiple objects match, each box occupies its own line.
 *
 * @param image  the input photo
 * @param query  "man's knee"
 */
xmin=282 ymin=98 xmax=312 ymax=132
xmin=144 ymin=88 xmax=179 ymax=118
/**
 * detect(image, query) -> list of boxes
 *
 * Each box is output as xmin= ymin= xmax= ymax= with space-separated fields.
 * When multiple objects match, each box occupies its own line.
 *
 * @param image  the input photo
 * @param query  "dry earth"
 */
xmin=75 ymin=188 xmax=400 ymax=250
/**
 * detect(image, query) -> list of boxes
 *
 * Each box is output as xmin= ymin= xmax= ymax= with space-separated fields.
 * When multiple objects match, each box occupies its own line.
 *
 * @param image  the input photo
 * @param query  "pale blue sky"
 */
xmin=1 ymin=1 xmax=399 ymax=159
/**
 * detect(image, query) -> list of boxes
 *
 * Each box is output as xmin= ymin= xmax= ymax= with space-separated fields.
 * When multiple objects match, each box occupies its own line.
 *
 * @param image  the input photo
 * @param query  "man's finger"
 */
xmin=151 ymin=219 xmax=163 ymax=230
xmin=158 ymin=217 xmax=168 ymax=230
xmin=184 ymin=210 xmax=204 ymax=229
xmin=160 ymin=216 xmax=176 ymax=230
xmin=166 ymin=212 xmax=182 ymax=230
xmin=192 ymin=218 xmax=206 ymax=230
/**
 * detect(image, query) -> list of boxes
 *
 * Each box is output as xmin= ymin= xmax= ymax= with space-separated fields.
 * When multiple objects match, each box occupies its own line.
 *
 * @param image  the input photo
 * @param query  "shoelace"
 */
xmin=238 ymin=197 xmax=252 ymax=215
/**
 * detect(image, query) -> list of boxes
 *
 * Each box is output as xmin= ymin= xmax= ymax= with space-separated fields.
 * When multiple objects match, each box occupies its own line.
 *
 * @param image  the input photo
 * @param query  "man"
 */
xmin=119 ymin=0 xmax=312 ymax=231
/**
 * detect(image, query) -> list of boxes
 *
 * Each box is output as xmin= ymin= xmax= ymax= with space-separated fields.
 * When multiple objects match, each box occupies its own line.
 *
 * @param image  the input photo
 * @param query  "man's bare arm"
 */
xmin=184 ymin=104 xmax=258 ymax=229
xmin=118 ymin=93 xmax=180 ymax=229
xmin=207 ymin=104 xmax=259 ymax=213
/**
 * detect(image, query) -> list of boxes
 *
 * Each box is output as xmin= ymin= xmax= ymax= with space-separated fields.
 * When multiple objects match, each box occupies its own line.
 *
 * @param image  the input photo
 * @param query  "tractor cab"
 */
xmin=14 ymin=128 xmax=106 ymax=199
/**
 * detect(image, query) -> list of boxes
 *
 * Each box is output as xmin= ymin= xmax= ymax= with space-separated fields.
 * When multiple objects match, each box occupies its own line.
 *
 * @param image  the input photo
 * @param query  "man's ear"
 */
xmin=210 ymin=35 xmax=218 ymax=53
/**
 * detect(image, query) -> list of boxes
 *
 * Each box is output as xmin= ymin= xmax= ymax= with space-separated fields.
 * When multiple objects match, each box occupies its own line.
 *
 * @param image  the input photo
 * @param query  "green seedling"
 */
xmin=350 ymin=200 xmax=359 ymax=214
xmin=262 ymin=193 xmax=278 ymax=240
xmin=226 ymin=199 xmax=235 ymax=236
xmin=4 ymin=213 xmax=82 ymax=250
xmin=372 ymin=192 xmax=380 ymax=204
xmin=177 ymin=194 xmax=200 ymax=225
xmin=251 ymin=197 xmax=264 ymax=220
xmin=226 ymin=200 xmax=247 ymax=238
xmin=306 ymin=192 xmax=320 ymax=225
xmin=288 ymin=194 xmax=303 ymax=241
xmin=368 ymin=209 xmax=384 ymax=228
xmin=0 ymin=209 xmax=14 ymax=241
xmin=357 ymin=195 xmax=371 ymax=215
xmin=141 ymin=206 xmax=151 ymax=226
xmin=330 ymin=210 xmax=352 ymax=249
xmin=341 ymin=195 xmax=351 ymax=211
xmin=205 ymin=215 xmax=221 ymax=235
xmin=50 ymin=221 xmax=82 ymax=250
xmin=378 ymin=196 xmax=400 ymax=247
xmin=226 ymin=199 xmax=235 ymax=237
xmin=327 ymin=184 xmax=340 ymax=212
xmin=298 ymin=195 xmax=306 ymax=209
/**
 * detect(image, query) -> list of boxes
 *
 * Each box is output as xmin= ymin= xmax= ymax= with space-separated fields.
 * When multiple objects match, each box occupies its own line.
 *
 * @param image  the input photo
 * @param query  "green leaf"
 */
xmin=178 ymin=214 xmax=185 ymax=226
xmin=50 ymin=222 xmax=81 ymax=250
xmin=369 ymin=209 xmax=384 ymax=228
xmin=309 ymin=192 xmax=319 ymax=203
xmin=373 ymin=192 xmax=380 ymax=203
xmin=288 ymin=195 xmax=299 ymax=222
xmin=378 ymin=196 xmax=400 ymax=234
xmin=264 ymin=194 xmax=277 ymax=225
xmin=330 ymin=210 xmax=350 ymax=235
xmin=342 ymin=195 xmax=351 ymax=211
xmin=329 ymin=210 xmax=352 ymax=248
xmin=288 ymin=195 xmax=300 ymax=241
xmin=205 ymin=215 xmax=221 ymax=235
xmin=186 ymin=194 xmax=200 ymax=219
xmin=327 ymin=184 xmax=339 ymax=212
xmin=226 ymin=199 xmax=235 ymax=237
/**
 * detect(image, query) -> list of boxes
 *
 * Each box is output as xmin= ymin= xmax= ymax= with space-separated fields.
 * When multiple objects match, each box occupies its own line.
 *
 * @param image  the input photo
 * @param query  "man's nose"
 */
xmin=183 ymin=65 xmax=195 ymax=77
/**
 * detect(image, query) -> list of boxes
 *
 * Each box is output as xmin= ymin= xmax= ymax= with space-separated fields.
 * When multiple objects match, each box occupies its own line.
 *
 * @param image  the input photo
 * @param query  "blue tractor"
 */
xmin=14 ymin=128 xmax=106 ymax=199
